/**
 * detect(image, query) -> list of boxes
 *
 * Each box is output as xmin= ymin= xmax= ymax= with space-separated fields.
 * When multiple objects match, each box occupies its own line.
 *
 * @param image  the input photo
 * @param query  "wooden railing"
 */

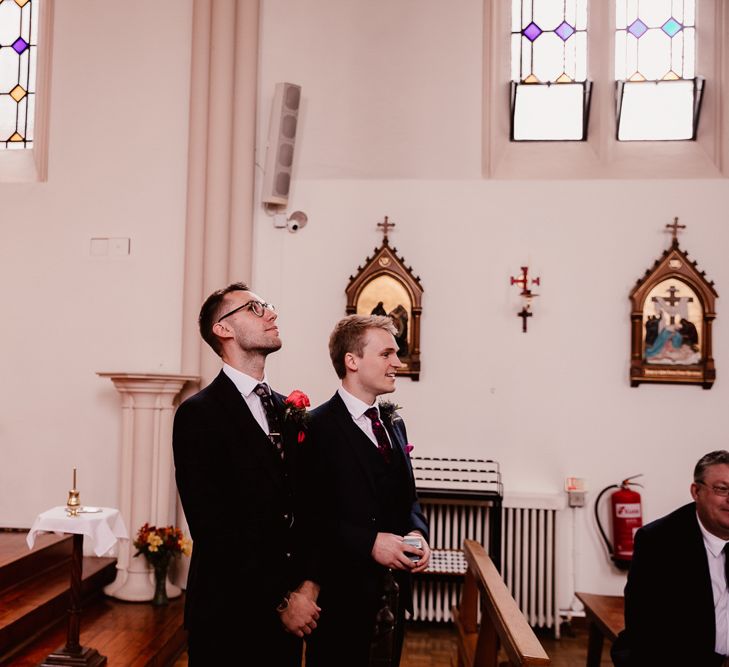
xmin=452 ymin=540 xmax=550 ymax=667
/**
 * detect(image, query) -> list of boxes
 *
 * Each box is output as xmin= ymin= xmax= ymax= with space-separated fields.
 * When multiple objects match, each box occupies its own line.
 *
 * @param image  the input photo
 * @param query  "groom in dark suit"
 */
xmin=173 ymin=282 xmax=320 ymax=666
xmin=302 ymin=314 xmax=430 ymax=667
xmin=612 ymin=450 xmax=729 ymax=667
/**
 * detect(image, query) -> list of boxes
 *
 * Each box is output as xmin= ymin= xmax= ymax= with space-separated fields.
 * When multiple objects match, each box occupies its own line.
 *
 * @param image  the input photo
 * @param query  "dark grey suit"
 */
xmin=173 ymin=371 xmax=302 ymax=666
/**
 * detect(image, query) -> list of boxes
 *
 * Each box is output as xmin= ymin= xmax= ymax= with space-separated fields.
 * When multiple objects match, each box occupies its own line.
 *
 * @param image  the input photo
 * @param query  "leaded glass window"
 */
xmin=615 ymin=0 xmax=703 ymax=141
xmin=0 ymin=0 xmax=38 ymax=150
xmin=510 ymin=0 xmax=591 ymax=141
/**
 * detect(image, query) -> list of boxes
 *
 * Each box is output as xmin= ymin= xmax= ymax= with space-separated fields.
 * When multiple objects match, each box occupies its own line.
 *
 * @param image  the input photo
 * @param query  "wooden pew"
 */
xmin=452 ymin=540 xmax=550 ymax=667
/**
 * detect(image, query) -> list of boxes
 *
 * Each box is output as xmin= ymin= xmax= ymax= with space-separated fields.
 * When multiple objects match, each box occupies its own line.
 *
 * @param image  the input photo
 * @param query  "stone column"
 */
xmin=98 ymin=373 xmax=197 ymax=601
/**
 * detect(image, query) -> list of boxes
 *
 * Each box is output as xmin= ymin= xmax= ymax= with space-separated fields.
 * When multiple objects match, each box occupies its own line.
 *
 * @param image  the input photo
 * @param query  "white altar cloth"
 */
xmin=26 ymin=507 xmax=129 ymax=556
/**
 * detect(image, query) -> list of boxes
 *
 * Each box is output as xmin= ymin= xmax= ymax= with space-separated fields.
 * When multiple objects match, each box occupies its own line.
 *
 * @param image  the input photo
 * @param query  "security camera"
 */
xmin=287 ymin=211 xmax=308 ymax=233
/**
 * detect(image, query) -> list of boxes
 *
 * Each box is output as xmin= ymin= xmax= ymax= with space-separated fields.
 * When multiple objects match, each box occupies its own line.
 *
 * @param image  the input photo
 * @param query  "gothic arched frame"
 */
xmin=629 ymin=235 xmax=718 ymax=389
xmin=345 ymin=237 xmax=423 ymax=381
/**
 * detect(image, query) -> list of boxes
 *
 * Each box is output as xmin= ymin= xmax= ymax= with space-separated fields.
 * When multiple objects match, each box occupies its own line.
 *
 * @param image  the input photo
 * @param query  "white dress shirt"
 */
xmin=697 ymin=513 xmax=729 ymax=656
xmin=338 ymin=385 xmax=392 ymax=449
xmin=222 ymin=363 xmax=270 ymax=435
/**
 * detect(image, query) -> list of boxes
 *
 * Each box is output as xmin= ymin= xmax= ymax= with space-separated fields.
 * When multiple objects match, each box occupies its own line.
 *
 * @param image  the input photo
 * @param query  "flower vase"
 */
xmin=151 ymin=559 xmax=170 ymax=606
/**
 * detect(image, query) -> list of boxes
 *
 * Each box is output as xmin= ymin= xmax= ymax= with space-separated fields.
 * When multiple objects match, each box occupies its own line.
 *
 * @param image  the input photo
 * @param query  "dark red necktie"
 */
xmin=364 ymin=407 xmax=392 ymax=463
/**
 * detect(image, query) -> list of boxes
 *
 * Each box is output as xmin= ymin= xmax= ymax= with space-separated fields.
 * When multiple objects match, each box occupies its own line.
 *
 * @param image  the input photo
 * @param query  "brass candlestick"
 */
xmin=67 ymin=468 xmax=81 ymax=517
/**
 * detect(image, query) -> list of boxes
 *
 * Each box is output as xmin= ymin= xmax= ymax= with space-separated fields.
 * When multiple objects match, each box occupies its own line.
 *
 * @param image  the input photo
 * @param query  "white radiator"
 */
xmin=412 ymin=493 xmax=562 ymax=634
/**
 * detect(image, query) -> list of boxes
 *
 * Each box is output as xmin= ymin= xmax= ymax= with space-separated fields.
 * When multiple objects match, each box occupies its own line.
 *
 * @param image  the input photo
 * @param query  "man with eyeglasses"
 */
xmin=612 ymin=450 xmax=729 ymax=667
xmin=173 ymin=282 xmax=320 ymax=666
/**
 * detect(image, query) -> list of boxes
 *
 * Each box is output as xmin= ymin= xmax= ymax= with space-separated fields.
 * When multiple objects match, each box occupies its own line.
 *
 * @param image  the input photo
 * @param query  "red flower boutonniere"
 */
xmin=405 ymin=443 xmax=414 ymax=455
xmin=284 ymin=390 xmax=310 ymax=443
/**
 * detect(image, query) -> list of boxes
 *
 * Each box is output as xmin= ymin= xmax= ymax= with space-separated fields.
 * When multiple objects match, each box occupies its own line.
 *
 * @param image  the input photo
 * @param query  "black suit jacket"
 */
xmin=611 ymin=502 xmax=720 ymax=667
xmin=173 ymin=371 xmax=302 ymax=654
xmin=300 ymin=392 xmax=428 ymax=608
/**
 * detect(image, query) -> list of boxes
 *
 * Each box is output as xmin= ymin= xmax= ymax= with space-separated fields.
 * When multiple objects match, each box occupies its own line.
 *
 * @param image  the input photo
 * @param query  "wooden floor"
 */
xmin=171 ymin=620 xmax=612 ymax=667
xmin=6 ymin=596 xmax=187 ymax=666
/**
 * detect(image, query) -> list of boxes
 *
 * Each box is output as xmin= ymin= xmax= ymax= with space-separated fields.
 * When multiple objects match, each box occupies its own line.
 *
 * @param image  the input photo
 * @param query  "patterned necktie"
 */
xmin=364 ymin=407 xmax=392 ymax=464
xmin=254 ymin=383 xmax=284 ymax=460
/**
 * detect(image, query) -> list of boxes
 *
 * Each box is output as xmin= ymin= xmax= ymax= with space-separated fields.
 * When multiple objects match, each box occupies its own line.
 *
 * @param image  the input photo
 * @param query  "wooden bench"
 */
xmin=452 ymin=540 xmax=550 ymax=667
xmin=575 ymin=592 xmax=624 ymax=667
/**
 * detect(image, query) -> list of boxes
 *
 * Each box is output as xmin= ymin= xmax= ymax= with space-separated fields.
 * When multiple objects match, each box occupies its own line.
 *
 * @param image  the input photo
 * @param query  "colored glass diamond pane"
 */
xmin=661 ymin=18 xmax=682 ymax=38
xmin=522 ymin=22 xmax=542 ymax=42
xmin=627 ymin=19 xmax=648 ymax=39
xmin=15 ymin=0 xmax=31 ymax=7
xmin=9 ymin=85 xmax=26 ymax=102
xmin=12 ymin=37 xmax=28 ymax=54
xmin=555 ymin=21 xmax=575 ymax=42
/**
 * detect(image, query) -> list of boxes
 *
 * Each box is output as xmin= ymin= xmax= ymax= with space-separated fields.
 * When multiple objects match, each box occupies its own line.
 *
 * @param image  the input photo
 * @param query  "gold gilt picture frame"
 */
xmin=346 ymin=218 xmax=424 ymax=380
xmin=629 ymin=220 xmax=718 ymax=389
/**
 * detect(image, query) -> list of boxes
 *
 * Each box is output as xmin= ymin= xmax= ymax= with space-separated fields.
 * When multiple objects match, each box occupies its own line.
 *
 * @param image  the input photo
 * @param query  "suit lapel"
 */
xmin=383 ymin=415 xmax=417 ymax=487
xmin=209 ymin=372 xmax=285 ymax=490
xmin=329 ymin=393 xmax=379 ymax=498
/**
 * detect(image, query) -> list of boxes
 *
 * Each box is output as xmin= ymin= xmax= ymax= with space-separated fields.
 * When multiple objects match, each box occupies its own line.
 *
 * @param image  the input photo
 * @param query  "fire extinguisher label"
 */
xmin=616 ymin=503 xmax=641 ymax=518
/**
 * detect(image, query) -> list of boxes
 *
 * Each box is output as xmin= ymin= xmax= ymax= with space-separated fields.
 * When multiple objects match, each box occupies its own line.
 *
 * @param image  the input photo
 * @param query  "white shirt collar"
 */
xmin=697 ymin=511 xmax=729 ymax=558
xmin=223 ymin=363 xmax=267 ymax=398
xmin=338 ymin=384 xmax=378 ymax=420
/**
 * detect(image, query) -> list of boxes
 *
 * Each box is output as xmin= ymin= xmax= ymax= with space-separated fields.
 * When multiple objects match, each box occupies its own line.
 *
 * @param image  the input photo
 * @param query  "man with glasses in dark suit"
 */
xmin=173 ymin=282 xmax=320 ymax=665
xmin=612 ymin=450 xmax=729 ymax=667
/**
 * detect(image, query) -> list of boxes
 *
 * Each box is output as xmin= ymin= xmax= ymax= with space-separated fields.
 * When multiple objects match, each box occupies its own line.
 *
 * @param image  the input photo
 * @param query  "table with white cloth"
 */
xmin=26 ymin=506 xmax=129 ymax=667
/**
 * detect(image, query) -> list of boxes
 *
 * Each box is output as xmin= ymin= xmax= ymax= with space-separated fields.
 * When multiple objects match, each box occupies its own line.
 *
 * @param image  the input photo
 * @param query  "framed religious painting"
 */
xmin=629 ymin=220 xmax=718 ymax=389
xmin=346 ymin=217 xmax=423 ymax=380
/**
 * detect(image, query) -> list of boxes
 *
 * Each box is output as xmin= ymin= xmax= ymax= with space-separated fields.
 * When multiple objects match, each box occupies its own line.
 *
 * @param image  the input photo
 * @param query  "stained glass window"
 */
xmin=510 ymin=0 xmax=590 ymax=141
xmin=0 ymin=0 xmax=38 ymax=150
xmin=615 ymin=0 xmax=702 ymax=140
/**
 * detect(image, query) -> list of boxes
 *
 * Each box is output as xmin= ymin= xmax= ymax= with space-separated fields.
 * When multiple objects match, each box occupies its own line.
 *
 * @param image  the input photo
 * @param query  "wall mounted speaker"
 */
xmin=262 ymin=82 xmax=301 ymax=208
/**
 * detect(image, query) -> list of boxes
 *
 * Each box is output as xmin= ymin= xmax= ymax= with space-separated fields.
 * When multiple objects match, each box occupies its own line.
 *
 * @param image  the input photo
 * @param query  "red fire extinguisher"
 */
xmin=595 ymin=474 xmax=643 ymax=570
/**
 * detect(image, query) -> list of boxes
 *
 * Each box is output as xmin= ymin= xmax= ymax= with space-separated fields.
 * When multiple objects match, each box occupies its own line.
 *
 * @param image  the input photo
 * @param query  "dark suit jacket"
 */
xmin=611 ymin=502 xmax=720 ymax=667
xmin=173 ymin=371 xmax=302 ymax=659
xmin=300 ymin=392 xmax=428 ymax=610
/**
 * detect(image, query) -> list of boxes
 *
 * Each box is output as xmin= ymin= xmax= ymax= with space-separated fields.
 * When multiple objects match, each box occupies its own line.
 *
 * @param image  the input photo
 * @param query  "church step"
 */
xmin=0 ymin=531 xmax=72 ymax=595
xmin=5 ymin=594 xmax=186 ymax=667
xmin=0 ymin=541 xmax=116 ymax=661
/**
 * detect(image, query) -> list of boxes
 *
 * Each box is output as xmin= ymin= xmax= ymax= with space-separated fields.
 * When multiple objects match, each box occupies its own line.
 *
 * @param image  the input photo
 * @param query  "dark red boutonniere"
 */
xmin=284 ymin=390 xmax=310 ymax=443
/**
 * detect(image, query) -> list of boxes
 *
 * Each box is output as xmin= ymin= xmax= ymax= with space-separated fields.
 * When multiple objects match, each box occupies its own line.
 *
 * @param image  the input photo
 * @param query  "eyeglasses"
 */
xmin=217 ymin=300 xmax=275 ymax=322
xmin=696 ymin=480 xmax=729 ymax=497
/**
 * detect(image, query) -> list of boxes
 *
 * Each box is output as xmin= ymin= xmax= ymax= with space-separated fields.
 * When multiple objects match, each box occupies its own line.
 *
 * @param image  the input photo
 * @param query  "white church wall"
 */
xmin=255 ymin=0 xmax=729 ymax=603
xmin=0 ymin=0 xmax=192 ymax=528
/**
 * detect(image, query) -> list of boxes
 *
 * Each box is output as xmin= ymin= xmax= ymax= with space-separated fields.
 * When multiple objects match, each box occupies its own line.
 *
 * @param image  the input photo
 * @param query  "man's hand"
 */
xmin=278 ymin=582 xmax=321 ymax=637
xmin=406 ymin=531 xmax=431 ymax=573
xmin=372 ymin=532 xmax=423 ymax=570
